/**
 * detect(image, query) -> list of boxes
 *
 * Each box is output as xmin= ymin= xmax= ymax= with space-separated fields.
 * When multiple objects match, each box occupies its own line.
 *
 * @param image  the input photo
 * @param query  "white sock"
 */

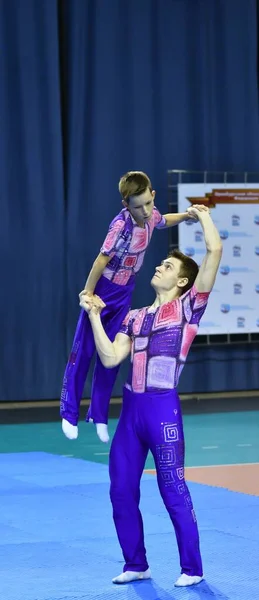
xmin=174 ymin=574 xmax=203 ymax=587
xmin=96 ymin=423 xmax=109 ymax=443
xmin=112 ymin=568 xmax=151 ymax=584
xmin=62 ymin=419 xmax=78 ymax=440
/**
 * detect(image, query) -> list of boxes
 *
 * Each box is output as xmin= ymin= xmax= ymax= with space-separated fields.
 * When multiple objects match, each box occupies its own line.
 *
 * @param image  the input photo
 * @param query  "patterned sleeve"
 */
xmin=100 ymin=215 xmax=126 ymax=257
xmin=119 ymin=310 xmax=136 ymax=337
xmin=153 ymin=206 xmax=167 ymax=229
xmin=182 ymin=285 xmax=210 ymax=326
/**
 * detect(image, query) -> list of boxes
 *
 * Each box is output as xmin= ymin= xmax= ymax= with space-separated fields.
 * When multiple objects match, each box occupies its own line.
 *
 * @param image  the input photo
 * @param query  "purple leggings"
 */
xmin=60 ymin=275 xmax=135 ymax=425
xmin=109 ymin=387 xmax=203 ymax=576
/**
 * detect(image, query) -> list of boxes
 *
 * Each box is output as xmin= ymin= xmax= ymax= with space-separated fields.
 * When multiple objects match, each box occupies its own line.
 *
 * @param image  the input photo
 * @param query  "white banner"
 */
xmin=178 ymin=183 xmax=259 ymax=335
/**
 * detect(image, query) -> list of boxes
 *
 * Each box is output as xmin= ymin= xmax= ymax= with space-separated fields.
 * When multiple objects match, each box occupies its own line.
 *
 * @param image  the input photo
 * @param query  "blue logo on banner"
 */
xmin=254 ymin=216 xmax=259 ymax=225
xmin=185 ymin=220 xmax=194 ymax=226
xmin=234 ymin=283 xmax=242 ymax=294
xmin=233 ymin=245 xmax=241 ymax=257
xmin=255 ymin=284 xmax=259 ymax=294
xmin=221 ymin=304 xmax=230 ymax=313
xmin=195 ymin=231 xmax=203 ymax=242
xmin=184 ymin=247 xmax=195 ymax=257
xmin=220 ymin=265 xmax=230 ymax=275
xmin=232 ymin=215 xmax=240 ymax=226
xmin=237 ymin=317 xmax=245 ymax=328
xmin=256 ymin=319 xmax=259 ymax=328
xmin=255 ymin=247 xmax=259 ymax=255
xmin=220 ymin=230 xmax=229 ymax=240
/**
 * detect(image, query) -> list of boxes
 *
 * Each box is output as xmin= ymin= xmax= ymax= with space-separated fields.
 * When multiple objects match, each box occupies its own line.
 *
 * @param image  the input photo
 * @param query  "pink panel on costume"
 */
xmin=113 ymin=270 xmax=131 ymax=285
xmin=101 ymin=221 xmax=124 ymax=254
xmin=180 ymin=323 xmax=198 ymax=360
xmin=132 ymin=308 xmax=146 ymax=335
xmin=135 ymin=251 xmax=145 ymax=272
xmin=132 ymin=351 xmax=147 ymax=393
xmin=154 ymin=210 xmax=166 ymax=228
xmin=193 ymin=291 xmax=210 ymax=309
xmin=147 ymin=220 xmax=155 ymax=236
xmin=130 ymin=229 xmax=148 ymax=252
xmin=153 ymin=301 xmax=182 ymax=330
xmin=123 ymin=255 xmax=137 ymax=267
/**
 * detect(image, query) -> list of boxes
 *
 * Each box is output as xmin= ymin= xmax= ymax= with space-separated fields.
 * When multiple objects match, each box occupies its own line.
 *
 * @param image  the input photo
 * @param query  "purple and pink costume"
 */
xmin=109 ymin=285 xmax=209 ymax=575
xmin=60 ymin=206 xmax=166 ymax=425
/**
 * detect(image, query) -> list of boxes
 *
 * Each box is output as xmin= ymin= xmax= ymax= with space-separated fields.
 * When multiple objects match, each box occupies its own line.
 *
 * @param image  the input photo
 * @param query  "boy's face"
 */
xmin=123 ymin=188 xmax=155 ymax=226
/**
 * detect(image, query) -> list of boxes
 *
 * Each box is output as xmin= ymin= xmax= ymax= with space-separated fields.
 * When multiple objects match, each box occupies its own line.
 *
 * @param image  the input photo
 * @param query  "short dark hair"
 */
xmin=168 ymin=249 xmax=199 ymax=295
xmin=119 ymin=171 xmax=152 ymax=202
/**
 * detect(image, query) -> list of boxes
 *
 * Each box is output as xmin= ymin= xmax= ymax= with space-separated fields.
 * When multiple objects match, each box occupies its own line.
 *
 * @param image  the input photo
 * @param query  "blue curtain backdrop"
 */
xmin=1 ymin=0 xmax=259 ymax=401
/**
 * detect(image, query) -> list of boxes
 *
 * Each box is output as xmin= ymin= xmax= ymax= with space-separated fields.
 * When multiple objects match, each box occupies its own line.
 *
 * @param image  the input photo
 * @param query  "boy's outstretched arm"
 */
xmin=162 ymin=204 xmax=209 ymax=228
